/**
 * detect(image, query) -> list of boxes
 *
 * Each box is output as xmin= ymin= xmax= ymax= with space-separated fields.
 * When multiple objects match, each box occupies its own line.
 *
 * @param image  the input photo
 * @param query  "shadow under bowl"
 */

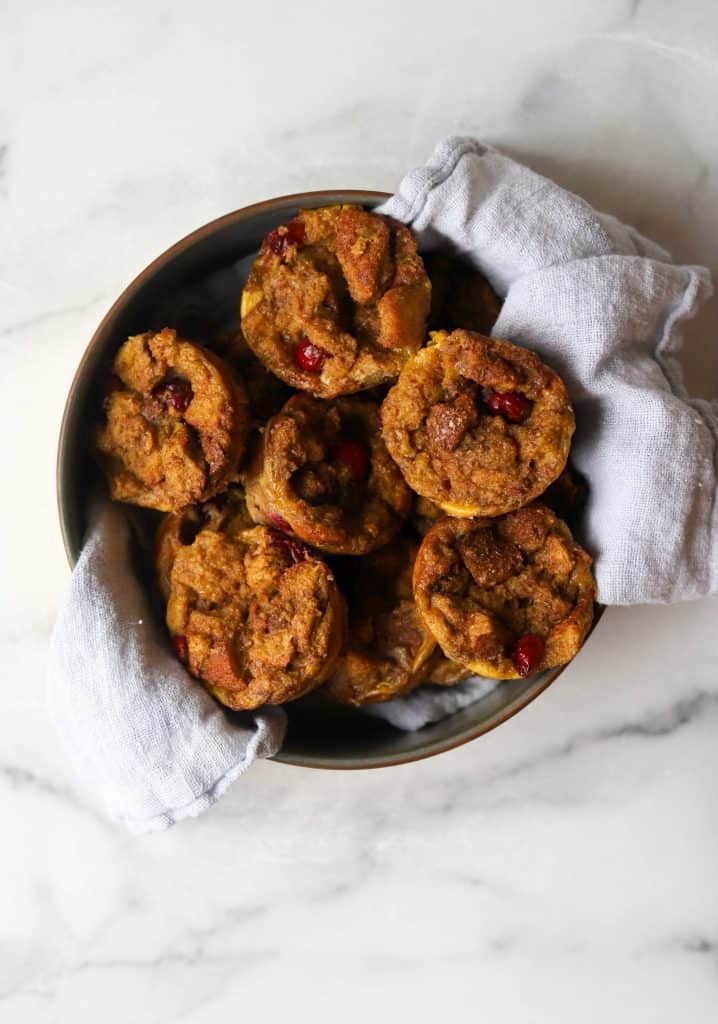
xmin=56 ymin=189 xmax=603 ymax=770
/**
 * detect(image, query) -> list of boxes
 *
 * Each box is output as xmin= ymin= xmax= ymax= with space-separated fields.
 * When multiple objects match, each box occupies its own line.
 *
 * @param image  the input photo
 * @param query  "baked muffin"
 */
xmin=164 ymin=524 xmax=346 ymax=710
xmin=324 ymin=537 xmax=436 ymax=706
xmin=244 ymin=394 xmax=411 ymax=555
xmin=94 ymin=328 xmax=249 ymax=511
xmin=425 ymin=252 xmax=502 ymax=334
xmin=381 ymin=329 xmax=575 ymax=517
xmin=241 ymin=205 xmax=431 ymax=398
xmin=155 ymin=485 xmax=253 ymax=601
xmin=413 ymin=505 xmax=595 ymax=680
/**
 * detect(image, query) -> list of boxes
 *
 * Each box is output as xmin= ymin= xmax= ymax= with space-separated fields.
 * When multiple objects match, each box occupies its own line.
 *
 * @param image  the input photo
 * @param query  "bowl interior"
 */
xmin=57 ymin=189 xmax=601 ymax=769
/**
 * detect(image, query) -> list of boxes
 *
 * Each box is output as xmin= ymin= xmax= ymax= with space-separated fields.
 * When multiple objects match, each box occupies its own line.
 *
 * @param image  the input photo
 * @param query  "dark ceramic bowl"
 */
xmin=57 ymin=189 xmax=603 ymax=769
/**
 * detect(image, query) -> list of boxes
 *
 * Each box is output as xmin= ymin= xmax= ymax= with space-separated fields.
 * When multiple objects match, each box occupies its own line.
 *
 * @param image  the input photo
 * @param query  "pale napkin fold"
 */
xmin=47 ymin=501 xmax=286 ymax=832
xmin=379 ymin=136 xmax=717 ymax=604
xmin=48 ymin=136 xmax=717 ymax=832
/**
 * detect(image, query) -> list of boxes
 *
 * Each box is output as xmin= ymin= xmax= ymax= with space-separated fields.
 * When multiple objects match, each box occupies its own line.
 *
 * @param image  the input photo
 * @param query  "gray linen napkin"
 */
xmin=47 ymin=501 xmax=286 ymax=833
xmin=48 ymin=137 xmax=717 ymax=830
xmin=379 ymin=136 xmax=717 ymax=604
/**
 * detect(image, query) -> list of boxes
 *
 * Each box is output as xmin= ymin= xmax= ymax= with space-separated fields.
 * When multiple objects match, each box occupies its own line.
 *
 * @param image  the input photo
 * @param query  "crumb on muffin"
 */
xmin=241 ymin=205 xmax=431 ymax=398
xmin=94 ymin=328 xmax=249 ymax=511
xmin=164 ymin=524 xmax=346 ymax=710
xmin=244 ymin=393 xmax=411 ymax=555
xmin=381 ymin=329 xmax=575 ymax=517
xmin=413 ymin=504 xmax=595 ymax=679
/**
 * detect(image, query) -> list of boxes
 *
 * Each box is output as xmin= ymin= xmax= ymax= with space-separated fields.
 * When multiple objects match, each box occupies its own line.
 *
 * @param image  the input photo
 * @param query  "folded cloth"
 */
xmin=49 ymin=137 xmax=717 ymax=831
xmin=365 ymin=675 xmax=499 ymax=732
xmin=47 ymin=501 xmax=286 ymax=833
xmin=379 ymin=137 xmax=717 ymax=604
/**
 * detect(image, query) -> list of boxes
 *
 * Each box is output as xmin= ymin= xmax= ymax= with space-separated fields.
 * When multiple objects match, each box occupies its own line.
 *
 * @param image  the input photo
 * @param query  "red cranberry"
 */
xmin=267 ymin=512 xmax=292 ymax=533
xmin=267 ymin=230 xmax=285 ymax=255
xmin=336 ymin=439 xmax=370 ymax=481
xmin=172 ymin=635 xmax=189 ymax=664
xmin=485 ymin=390 xmax=533 ymax=424
xmin=266 ymin=219 xmax=306 ymax=255
xmin=102 ymin=372 xmax=124 ymax=412
xmin=153 ymin=377 xmax=194 ymax=413
xmin=286 ymin=219 xmax=306 ymax=244
xmin=273 ymin=532 xmax=310 ymax=565
xmin=296 ymin=337 xmax=329 ymax=374
xmin=513 ymin=633 xmax=545 ymax=677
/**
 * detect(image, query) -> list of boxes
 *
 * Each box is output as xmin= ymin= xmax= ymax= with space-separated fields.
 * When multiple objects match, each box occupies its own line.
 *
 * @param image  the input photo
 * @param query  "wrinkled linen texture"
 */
xmin=48 ymin=137 xmax=717 ymax=831
xmin=379 ymin=136 xmax=717 ymax=604
xmin=47 ymin=502 xmax=286 ymax=833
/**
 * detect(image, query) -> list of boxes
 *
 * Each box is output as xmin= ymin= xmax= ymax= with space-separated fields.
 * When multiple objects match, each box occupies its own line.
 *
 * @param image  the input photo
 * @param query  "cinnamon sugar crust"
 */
xmin=94 ymin=328 xmax=249 ymax=511
xmin=244 ymin=394 xmax=411 ymax=555
xmin=241 ymin=205 xmax=431 ymax=397
xmin=165 ymin=524 xmax=346 ymax=710
xmin=413 ymin=505 xmax=595 ymax=679
xmin=381 ymin=329 xmax=575 ymax=517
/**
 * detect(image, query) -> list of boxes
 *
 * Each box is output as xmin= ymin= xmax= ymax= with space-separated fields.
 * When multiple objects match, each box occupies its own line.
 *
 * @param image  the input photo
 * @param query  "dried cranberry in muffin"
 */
xmin=94 ymin=328 xmax=249 ymax=512
xmin=381 ymin=329 xmax=575 ymax=518
xmin=324 ymin=537 xmax=436 ymax=707
xmin=240 ymin=205 xmax=431 ymax=398
xmin=412 ymin=505 xmax=595 ymax=680
xmin=164 ymin=524 xmax=346 ymax=710
xmin=244 ymin=394 xmax=411 ymax=555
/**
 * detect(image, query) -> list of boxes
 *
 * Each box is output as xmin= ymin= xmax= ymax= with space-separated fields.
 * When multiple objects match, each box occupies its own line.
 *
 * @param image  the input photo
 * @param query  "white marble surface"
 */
xmin=2 ymin=0 xmax=718 ymax=1020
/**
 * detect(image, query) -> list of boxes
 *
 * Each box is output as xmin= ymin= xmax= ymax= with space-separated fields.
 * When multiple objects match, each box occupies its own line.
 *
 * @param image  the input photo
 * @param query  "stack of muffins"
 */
xmin=94 ymin=205 xmax=596 ymax=712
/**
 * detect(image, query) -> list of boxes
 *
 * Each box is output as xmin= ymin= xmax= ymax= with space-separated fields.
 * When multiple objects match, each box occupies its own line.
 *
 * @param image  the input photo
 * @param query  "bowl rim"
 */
xmin=56 ymin=187 xmax=603 ymax=771
xmin=56 ymin=188 xmax=393 ymax=565
xmin=270 ymin=613 xmax=603 ymax=769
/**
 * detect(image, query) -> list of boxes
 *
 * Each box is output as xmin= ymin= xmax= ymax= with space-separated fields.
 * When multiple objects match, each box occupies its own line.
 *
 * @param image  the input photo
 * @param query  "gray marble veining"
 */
xmin=1 ymin=0 xmax=717 ymax=1020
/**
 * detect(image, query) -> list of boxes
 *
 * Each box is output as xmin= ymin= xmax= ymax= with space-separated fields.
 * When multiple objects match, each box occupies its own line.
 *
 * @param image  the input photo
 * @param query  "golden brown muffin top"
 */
xmin=241 ymin=205 xmax=431 ymax=398
xmin=155 ymin=485 xmax=253 ymax=602
xmin=94 ymin=328 xmax=249 ymax=512
xmin=413 ymin=505 xmax=595 ymax=679
xmin=166 ymin=524 xmax=346 ymax=710
xmin=244 ymin=393 xmax=411 ymax=555
xmin=381 ymin=329 xmax=575 ymax=517
xmin=324 ymin=536 xmax=436 ymax=706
